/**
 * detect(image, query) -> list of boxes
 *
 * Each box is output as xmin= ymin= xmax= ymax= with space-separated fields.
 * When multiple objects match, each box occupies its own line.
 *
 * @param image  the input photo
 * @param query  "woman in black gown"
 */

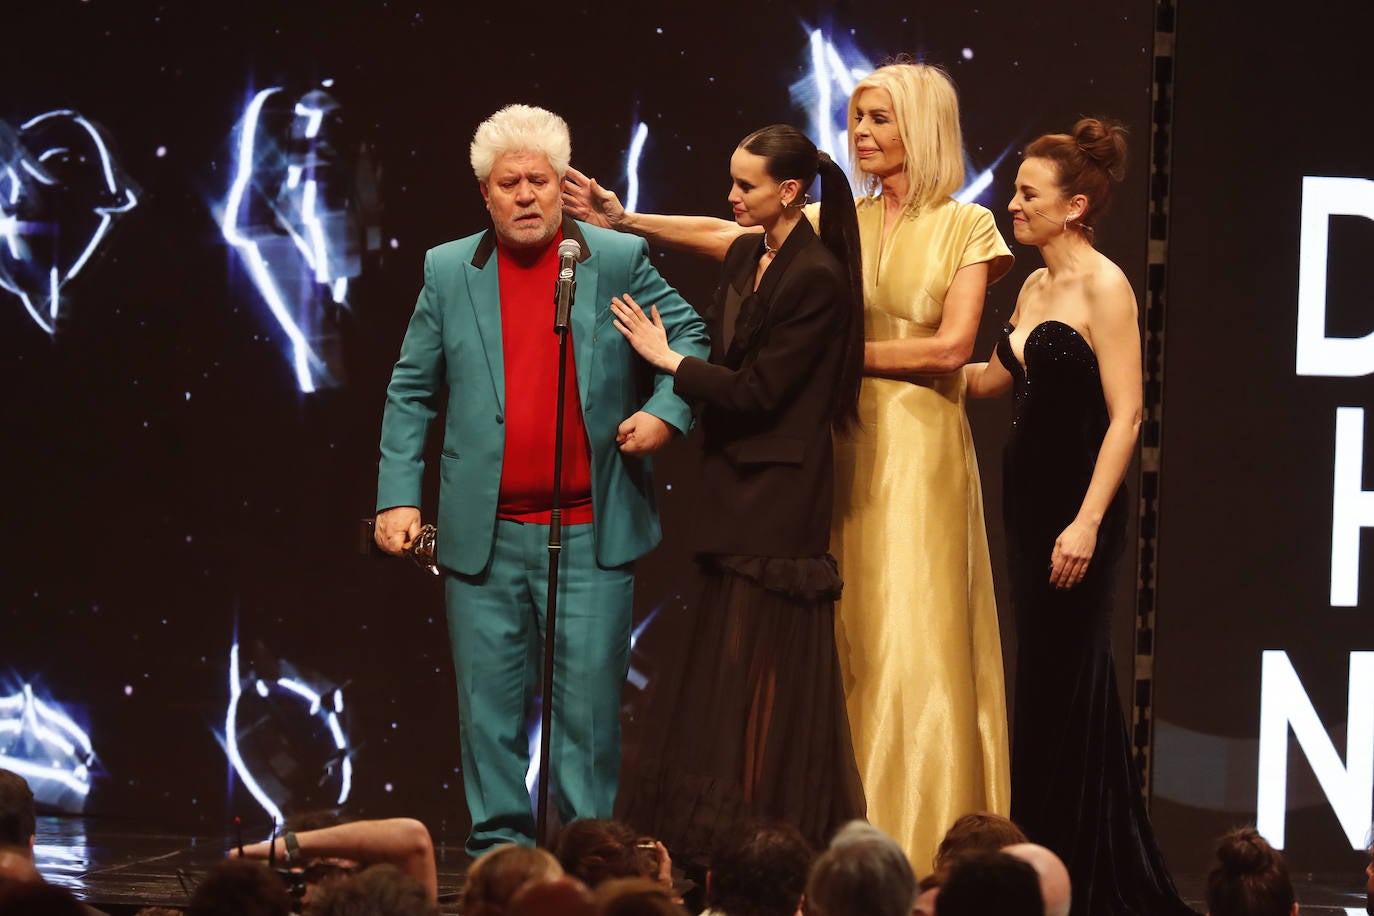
xmin=965 ymin=118 xmax=1196 ymax=916
xmin=605 ymin=124 xmax=866 ymax=867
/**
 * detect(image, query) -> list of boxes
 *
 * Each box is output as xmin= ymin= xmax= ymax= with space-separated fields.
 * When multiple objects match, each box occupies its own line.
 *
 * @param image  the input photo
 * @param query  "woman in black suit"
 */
xmin=607 ymin=124 xmax=866 ymax=866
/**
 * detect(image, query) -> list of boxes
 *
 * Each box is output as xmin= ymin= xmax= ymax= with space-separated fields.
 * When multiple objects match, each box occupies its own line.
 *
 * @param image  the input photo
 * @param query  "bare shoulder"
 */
xmin=1018 ymin=266 xmax=1050 ymax=297
xmin=1085 ymin=253 xmax=1137 ymax=321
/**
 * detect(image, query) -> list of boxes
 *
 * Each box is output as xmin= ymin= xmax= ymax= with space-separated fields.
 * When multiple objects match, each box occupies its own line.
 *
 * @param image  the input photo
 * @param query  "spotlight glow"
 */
xmin=624 ymin=122 xmax=649 ymax=214
xmin=788 ymin=28 xmax=871 ymax=181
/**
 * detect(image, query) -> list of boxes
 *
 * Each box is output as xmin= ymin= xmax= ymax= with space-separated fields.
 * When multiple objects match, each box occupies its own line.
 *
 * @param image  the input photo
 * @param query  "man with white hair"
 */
xmin=1003 ymin=842 xmax=1071 ymax=916
xmin=374 ymin=104 xmax=708 ymax=857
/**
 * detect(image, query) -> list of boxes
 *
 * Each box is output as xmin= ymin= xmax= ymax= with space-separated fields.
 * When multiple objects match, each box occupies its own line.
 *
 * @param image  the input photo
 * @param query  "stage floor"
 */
xmin=31 ymin=816 xmax=1370 ymax=915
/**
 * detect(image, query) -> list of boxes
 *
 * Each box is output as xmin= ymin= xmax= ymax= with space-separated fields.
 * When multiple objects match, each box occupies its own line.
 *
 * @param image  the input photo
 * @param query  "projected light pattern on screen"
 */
xmin=624 ymin=121 xmax=649 ymax=214
xmin=0 ymin=683 xmax=95 ymax=813
xmin=789 ymin=27 xmax=873 ymax=180
xmin=790 ymin=28 xmax=1003 ymax=202
xmin=620 ymin=28 xmax=1004 ymax=226
xmin=223 ymin=642 xmax=353 ymax=826
xmin=219 ymin=83 xmax=381 ymax=393
xmin=0 ymin=110 xmax=137 ymax=334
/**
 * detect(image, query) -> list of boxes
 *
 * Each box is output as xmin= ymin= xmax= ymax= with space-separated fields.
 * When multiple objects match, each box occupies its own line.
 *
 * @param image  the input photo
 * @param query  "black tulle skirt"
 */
xmin=616 ymin=554 xmax=865 ymax=867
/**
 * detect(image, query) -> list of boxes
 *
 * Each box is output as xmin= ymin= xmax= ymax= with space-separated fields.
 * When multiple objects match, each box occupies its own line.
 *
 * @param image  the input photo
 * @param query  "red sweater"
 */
xmin=496 ymin=233 xmax=594 ymax=525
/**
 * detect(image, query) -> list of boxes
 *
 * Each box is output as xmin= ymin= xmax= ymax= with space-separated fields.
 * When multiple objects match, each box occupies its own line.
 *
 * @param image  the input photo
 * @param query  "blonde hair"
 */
xmin=470 ymin=104 xmax=571 ymax=181
xmin=848 ymin=62 xmax=965 ymax=215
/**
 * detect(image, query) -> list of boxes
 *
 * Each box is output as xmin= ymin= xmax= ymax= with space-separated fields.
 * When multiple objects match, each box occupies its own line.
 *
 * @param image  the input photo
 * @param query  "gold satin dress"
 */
xmin=812 ymin=196 xmax=1013 ymax=874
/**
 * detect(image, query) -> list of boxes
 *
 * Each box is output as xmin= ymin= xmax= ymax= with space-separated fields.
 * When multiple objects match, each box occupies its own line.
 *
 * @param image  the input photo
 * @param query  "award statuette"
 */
xmin=409 ymin=524 xmax=438 ymax=576
xmin=358 ymin=518 xmax=439 ymax=576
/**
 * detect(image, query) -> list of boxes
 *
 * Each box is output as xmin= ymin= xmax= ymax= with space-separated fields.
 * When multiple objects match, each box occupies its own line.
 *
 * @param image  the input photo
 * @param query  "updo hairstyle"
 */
xmin=1023 ymin=117 xmax=1128 ymax=235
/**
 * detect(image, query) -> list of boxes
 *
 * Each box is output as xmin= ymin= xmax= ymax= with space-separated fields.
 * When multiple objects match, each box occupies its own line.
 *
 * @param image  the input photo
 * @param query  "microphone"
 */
xmin=554 ymin=238 xmax=582 ymax=331
xmin=1033 ymin=207 xmax=1072 ymax=232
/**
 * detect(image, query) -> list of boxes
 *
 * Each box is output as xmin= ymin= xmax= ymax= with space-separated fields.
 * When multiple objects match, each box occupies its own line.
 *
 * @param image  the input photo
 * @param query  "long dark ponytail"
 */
xmin=815 ymin=152 xmax=863 ymax=430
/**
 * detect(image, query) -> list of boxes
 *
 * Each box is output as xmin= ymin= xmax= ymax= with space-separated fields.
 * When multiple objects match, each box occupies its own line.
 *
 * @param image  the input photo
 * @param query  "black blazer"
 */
xmin=674 ymin=217 xmax=852 ymax=557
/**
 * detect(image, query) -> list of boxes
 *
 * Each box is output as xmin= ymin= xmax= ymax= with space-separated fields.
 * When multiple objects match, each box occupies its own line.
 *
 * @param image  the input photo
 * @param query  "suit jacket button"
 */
xmin=495 ymin=414 xmax=504 ymax=424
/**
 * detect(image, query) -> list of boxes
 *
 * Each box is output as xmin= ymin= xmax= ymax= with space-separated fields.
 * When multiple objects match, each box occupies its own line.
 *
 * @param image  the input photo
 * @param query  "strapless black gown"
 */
xmin=998 ymin=320 xmax=1196 ymax=916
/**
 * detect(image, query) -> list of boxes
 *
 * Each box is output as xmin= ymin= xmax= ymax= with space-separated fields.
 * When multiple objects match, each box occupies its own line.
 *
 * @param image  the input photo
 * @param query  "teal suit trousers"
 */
xmin=446 ymin=520 xmax=632 ymax=856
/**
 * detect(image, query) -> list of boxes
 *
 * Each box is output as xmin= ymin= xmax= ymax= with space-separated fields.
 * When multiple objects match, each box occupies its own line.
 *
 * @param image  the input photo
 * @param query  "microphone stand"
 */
xmin=536 ymin=257 xmax=576 ymax=848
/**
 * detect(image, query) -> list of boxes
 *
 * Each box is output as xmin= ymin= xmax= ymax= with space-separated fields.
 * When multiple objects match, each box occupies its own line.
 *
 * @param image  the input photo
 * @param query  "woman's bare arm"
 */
xmin=562 ymin=166 xmax=752 ymax=262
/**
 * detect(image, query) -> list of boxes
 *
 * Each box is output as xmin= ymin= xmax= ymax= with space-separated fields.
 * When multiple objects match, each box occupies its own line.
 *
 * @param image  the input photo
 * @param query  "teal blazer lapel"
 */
xmin=564 ymin=218 xmax=600 ymax=412
xmin=464 ymin=229 xmax=504 ymax=413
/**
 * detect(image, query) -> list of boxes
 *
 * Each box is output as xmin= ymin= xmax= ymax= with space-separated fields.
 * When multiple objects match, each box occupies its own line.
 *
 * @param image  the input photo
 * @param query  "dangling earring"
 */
xmin=1063 ymin=215 xmax=1071 ymax=232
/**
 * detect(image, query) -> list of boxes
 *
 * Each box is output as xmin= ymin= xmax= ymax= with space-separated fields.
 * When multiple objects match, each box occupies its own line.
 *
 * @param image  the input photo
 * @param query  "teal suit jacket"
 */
xmin=377 ymin=217 xmax=709 ymax=575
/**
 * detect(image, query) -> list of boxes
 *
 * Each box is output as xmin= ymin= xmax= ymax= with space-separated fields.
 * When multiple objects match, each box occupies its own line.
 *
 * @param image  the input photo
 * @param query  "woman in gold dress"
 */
xmin=564 ymin=62 xmax=1013 ymax=874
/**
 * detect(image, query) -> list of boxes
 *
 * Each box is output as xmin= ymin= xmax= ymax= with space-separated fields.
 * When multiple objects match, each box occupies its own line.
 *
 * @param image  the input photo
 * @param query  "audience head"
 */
xmin=1003 ymin=843 xmax=1071 ymax=916
xmin=507 ymin=875 xmax=596 ymax=916
xmin=912 ymin=882 xmax=938 ymax=916
xmin=1205 ymin=827 xmax=1296 ymax=916
xmin=594 ymin=877 xmax=687 ymax=916
xmin=0 ymin=847 xmax=39 ymax=885
xmin=0 ymin=771 xmax=35 ymax=852
xmin=555 ymin=819 xmax=648 ymax=890
xmin=298 ymin=859 xmax=358 ymax=906
xmin=936 ymin=849 xmax=1044 ymax=916
xmin=461 ymin=843 xmax=563 ymax=916
xmin=805 ymin=821 xmax=917 ymax=916
xmin=706 ymin=820 xmax=812 ymax=916
xmin=187 ymin=859 xmax=293 ymax=916
xmin=932 ymin=812 xmax=1029 ymax=881
xmin=0 ymin=880 xmax=86 ymax=916
xmin=303 ymin=863 xmax=435 ymax=916
xmin=848 ymin=59 xmax=966 ymax=213
xmin=1020 ymin=117 xmax=1128 ymax=240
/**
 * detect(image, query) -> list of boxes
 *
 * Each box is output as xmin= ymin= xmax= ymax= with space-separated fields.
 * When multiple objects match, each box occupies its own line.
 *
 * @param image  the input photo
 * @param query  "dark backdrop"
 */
xmin=1150 ymin=1 xmax=1374 ymax=875
xmin=0 ymin=0 xmax=1153 ymax=849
